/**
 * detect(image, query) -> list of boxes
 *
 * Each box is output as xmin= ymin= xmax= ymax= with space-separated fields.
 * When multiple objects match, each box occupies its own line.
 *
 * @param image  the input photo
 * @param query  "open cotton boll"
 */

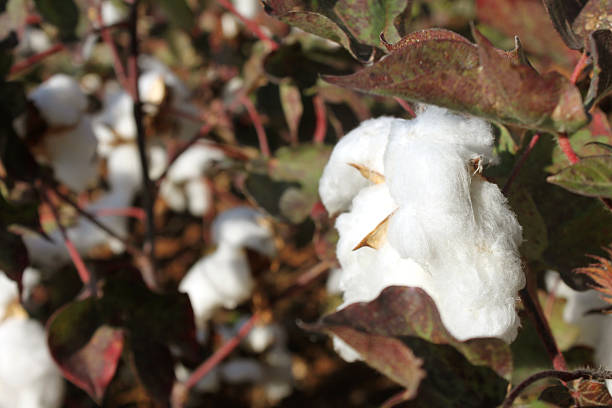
xmin=100 ymin=0 xmax=127 ymax=26
xmin=184 ymin=179 xmax=211 ymax=216
xmin=44 ymin=116 xmax=98 ymax=192
xmin=232 ymin=0 xmax=260 ymax=19
xmin=179 ymin=246 xmax=254 ymax=331
xmin=0 ymin=318 xmax=64 ymax=408
xmin=211 ymin=207 xmax=275 ymax=256
xmin=17 ymin=27 xmax=51 ymax=56
xmin=166 ymin=145 xmax=225 ymax=183
xmin=95 ymin=91 xmax=137 ymax=141
xmin=0 ymin=273 xmax=17 ymax=319
xmin=139 ymin=57 xmax=189 ymax=102
xmin=29 ymin=74 xmax=87 ymax=128
xmin=106 ymin=144 xmax=145 ymax=195
xmin=318 ymin=117 xmax=398 ymax=215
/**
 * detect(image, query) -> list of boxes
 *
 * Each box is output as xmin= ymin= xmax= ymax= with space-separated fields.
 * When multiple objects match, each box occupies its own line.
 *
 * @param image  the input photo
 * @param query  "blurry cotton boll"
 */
xmin=232 ymin=0 xmax=260 ymax=19
xmin=43 ymin=116 xmax=99 ymax=192
xmin=318 ymin=105 xmax=525 ymax=362
xmin=17 ymin=27 xmax=51 ymax=56
xmin=160 ymin=144 xmax=224 ymax=216
xmin=94 ymin=90 xmax=137 ymax=146
xmin=179 ymin=207 xmax=275 ymax=338
xmin=221 ymin=13 xmax=240 ymax=38
xmin=100 ymin=0 xmax=127 ymax=26
xmin=0 ymin=273 xmax=18 ymax=319
xmin=0 ymin=318 xmax=65 ymax=408
xmin=29 ymin=74 xmax=87 ymax=128
xmin=546 ymin=272 xmax=612 ymax=395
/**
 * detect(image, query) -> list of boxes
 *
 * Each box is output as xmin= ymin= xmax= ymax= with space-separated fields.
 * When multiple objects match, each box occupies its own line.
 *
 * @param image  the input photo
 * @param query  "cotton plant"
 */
xmin=23 ymin=143 xmax=166 ymax=272
xmin=93 ymin=56 xmax=199 ymax=156
xmin=319 ymin=106 xmax=525 ymax=361
xmin=159 ymin=144 xmax=225 ymax=216
xmin=0 ymin=272 xmax=64 ymax=408
xmin=179 ymin=207 xmax=276 ymax=340
xmin=25 ymin=74 xmax=98 ymax=192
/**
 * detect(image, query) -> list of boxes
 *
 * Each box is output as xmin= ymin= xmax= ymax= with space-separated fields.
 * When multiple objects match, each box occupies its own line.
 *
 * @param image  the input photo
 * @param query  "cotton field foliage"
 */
xmin=319 ymin=106 xmax=525 ymax=360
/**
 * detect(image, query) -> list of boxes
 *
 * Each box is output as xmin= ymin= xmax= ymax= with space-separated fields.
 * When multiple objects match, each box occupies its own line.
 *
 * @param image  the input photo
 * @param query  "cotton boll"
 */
xmin=29 ymin=74 xmax=87 ymax=128
xmin=166 ymin=145 xmax=225 ymax=184
xmin=44 ymin=116 xmax=98 ymax=192
xmin=326 ymin=268 xmax=343 ymax=295
xmin=96 ymin=91 xmax=137 ymax=140
xmin=212 ymin=207 xmax=275 ymax=256
xmin=106 ymin=144 xmax=143 ymax=195
xmin=17 ymin=27 xmax=51 ymax=56
xmin=185 ymin=180 xmax=212 ymax=216
xmin=159 ymin=181 xmax=187 ymax=212
xmin=244 ymin=323 xmax=282 ymax=353
xmin=318 ymin=117 xmax=399 ymax=215
xmin=0 ymin=318 xmax=64 ymax=408
xmin=179 ymin=246 xmax=253 ymax=331
xmin=101 ymin=0 xmax=127 ymax=26
xmin=139 ymin=57 xmax=190 ymax=102
xmin=232 ymin=0 xmax=260 ymax=19
xmin=221 ymin=13 xmax=240 ymax=38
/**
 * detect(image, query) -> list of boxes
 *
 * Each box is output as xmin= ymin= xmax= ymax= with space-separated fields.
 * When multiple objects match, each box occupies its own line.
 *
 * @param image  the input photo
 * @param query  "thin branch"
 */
xmin=184 ymin=313 xmax=259 ymax=390
xmin=312 ymin=95 xmax=327 ymax=144
xmin=502 ymin=133 xmax=540 ymax=195
xmin=9 ymin=44 xmax=65 ymax=76
xmin=519 ymin=285 xmax=568 ymax=371
xmin=94 ymin=207 xmax=146 ymax=220
xmin=46 ymin=183 xmax=143 ymax=258
xmin=215 ymin=0 xmax=279 ymax=51
xmin=570 ymin=51 xmax=589 ymax=85
xmin=42 ymin=189 xmax=93 ymax=289
xmin=502 ymin=369 xmax=612 ymax=408
xmin=126 ymin=0 xmax=157 ymax=287
xmin=241 ymin=95 xmax=271 ymax=157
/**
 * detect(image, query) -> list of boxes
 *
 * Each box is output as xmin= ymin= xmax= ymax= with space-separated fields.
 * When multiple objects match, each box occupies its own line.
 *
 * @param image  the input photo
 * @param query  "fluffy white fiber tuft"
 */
xmin=319 ymin=105 xmax=525 ymax=361
xmin=29 ymin=74 xmax=87 ymax=128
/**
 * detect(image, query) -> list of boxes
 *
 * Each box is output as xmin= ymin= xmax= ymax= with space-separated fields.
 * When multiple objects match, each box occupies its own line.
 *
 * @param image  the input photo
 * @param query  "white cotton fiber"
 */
xmin=211 ymin=207 xmax=276 ymax=256
xmin=44 ymin=116 xmax=98 ymax=192
xmin=101 ymin=0 xmax=127 ymax=26
xmin=319 ymin=105 xmax=525 ymax=359
xmin=160 ymin=144 xmax=224 ymax=216
xmin=29 ymin=74 xmax=87 ymax=128
xmin=318 ymin=117 xmax=398 ymax=215
xmin=106 ymin=144 xmax=143 ymax=195
xmin=0 ymin=318 xmax=64 ymax=408
xmin=232 ymin=0 xmax=260 ymax=19
xmin=0 ymin=273 xmax=17 ymax=319
xmin=95 ymin=91 xmax=137 ymax=141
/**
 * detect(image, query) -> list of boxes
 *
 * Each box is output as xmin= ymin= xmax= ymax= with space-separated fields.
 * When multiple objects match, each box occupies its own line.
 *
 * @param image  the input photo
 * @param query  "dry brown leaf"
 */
xmin=348 ymin=162 xmax=385 ymax=184
xmin=576 ymin=246 xmax=612 ymax=304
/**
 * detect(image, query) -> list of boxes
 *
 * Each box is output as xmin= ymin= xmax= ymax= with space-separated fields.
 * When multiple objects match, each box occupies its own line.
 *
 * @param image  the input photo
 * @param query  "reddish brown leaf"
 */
xmin=476 ymin=0 xmax=577 ymax=69
xmin=324 ymin=28 xmax=587 ymax=133
xmin=48 ymin=299 xmax=124 ymax=404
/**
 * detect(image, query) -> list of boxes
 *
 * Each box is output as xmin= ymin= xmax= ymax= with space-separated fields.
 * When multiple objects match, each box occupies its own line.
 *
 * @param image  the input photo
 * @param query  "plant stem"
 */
xmin=570 ymin=51 xmax=589 ymax=85
xmin=97 ymin=4 xmax=129 ymax=90
xmin=393 ymin=97 xmax=416 ymax=118
xmin=502 ymin=369 xmax=612 ymax=408
xmin=127 ymin=0 xmax=157 ymax=288
xmin=184 ymin=313 xmax=259 ymax=390
xmin=502 ymin=133 xmax=540 ymax=195
xmin=241 ymin=95 xmax=271 ymax=157
xmin=42 ymin=189 xmax=94 ymax=290
xmin=558 ymin=133 xmax=580 ymax=164
xmin=313 ymin=95 xmax=327 ymax=144
xmin=9 ymin=44 xmax=65 ymax=76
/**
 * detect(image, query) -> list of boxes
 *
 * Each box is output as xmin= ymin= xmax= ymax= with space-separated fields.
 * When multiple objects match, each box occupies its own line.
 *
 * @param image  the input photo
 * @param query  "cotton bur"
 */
xmin=319 ymin=106 xmax=525 ymax=361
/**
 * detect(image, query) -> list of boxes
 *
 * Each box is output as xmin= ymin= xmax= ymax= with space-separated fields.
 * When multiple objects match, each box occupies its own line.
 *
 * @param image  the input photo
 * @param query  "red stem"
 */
xmin=215 ymin=0 xmax=278 ymax=51
xmin=570 ymin=51 xmax=589 ymax=85
xmin=42 ymin=189 xmax=92 ymax=287
xmin=558 ymin=133 xmax=580 ymax=164
xmin=94 ymin=207 xmax=146 ymax=220
xmin=241 ymin=95 xmax=271 ymax=157
xmin=502 ymin=133 xmax=540 ymax=195
xmin=185 ymin=314 xmax=259 ymax=390
xmin=313 ymin=95 xmax=327 ymax=144
xmin=393 ymin=97 xmax=416 ymax=118
xmin=9 ymin=44 xmax=65 ymax=75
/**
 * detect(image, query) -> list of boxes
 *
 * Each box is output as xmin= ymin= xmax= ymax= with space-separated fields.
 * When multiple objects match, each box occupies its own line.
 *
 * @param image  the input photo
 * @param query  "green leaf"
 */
xmin=324 ymin=28 xmax=587 ymax=133
xmin=304 ymin=287 xmax=510 ymax=407
xmin=33 ymin=0 xmax=79 ymax=40
xmin=244 ymin=144 xmax=331 ymax=223
xmin=547 ymin=156 xmax=612 ymax=199
xmin=264 ymin=0 xmax=414 ymax=61
xmin=508 ymin=187 xmax=548 ymax=261
xmin=153 ymin=0 xmax=194 ymax=31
